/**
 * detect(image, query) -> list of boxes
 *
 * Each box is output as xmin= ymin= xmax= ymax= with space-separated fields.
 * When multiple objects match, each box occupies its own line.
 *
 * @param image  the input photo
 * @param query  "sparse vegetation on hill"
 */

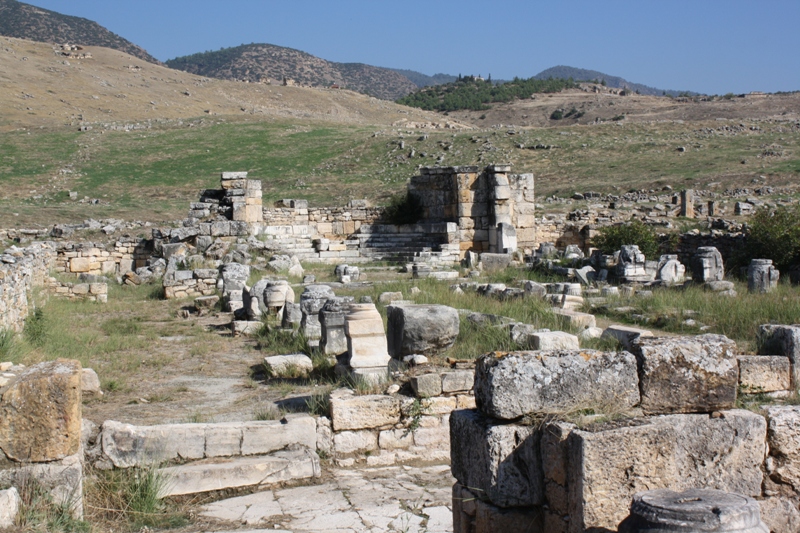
xmin=396 ymin=75 xmax=578 ymax=112
xmin=165 ymin=43 xmax=419 ymax=100
xmin=388 ymin=68 xmax=457 ymax=88
xmin=534 ymin=65 xmax=694 ymax=97
xmin=0 ymin=0 xmax=159 ymax=63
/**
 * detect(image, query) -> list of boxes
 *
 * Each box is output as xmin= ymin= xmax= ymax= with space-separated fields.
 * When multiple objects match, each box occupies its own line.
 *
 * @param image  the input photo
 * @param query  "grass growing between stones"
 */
xmin=84 ymin=466 xmax=188 ymax=531
xmin=591 ymin=281 xmax=800 ymax=350
xmin=14 ymin=474 xmax=90 ymax=532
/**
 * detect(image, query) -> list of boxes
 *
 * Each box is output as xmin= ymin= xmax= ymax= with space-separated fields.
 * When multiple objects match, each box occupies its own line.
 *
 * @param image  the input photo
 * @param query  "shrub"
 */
xmin=550 ymin=109 xmax=564 ymax=120
xmin=382 ymin=192 xmax=423 ymax=225
xmin=592 ymin=219 xmax=659 ymax=259
xmin=737 ymin=204 xmax=800 ymax=272
xmin=23 ymin=307 xmax=48 ymax=348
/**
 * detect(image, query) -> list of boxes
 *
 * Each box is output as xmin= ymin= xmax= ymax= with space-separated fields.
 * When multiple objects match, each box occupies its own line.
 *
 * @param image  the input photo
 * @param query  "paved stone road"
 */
xmin=201 ymin=464 xmax=455 ymax=533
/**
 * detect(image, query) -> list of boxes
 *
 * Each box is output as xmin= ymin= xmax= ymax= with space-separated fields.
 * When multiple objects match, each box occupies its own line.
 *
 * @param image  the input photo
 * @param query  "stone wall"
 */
xmin=408 ymin=165 xmax=536 ymax=255
xmin=46 ymin=277 xmax=108 ymax=303
xmin=0 ymin=242 xmax=56 ymax=332
xmin=54 ymin=238 xmax=149 ymax=277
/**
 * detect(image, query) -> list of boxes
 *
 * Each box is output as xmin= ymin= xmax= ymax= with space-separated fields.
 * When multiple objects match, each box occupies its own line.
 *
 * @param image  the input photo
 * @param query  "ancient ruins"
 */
xmin=1 ymin=165 xmax=799 ymax=532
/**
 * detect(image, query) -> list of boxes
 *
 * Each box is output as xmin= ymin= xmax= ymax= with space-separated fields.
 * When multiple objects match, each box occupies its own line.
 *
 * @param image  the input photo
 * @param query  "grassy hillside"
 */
xmin=2 ymin=115 xmax=798 ymax=227
xmin=0 ymin=0 xmax=159 ymax=63
xmin=534 ymin=65 xmax=695 ymax=97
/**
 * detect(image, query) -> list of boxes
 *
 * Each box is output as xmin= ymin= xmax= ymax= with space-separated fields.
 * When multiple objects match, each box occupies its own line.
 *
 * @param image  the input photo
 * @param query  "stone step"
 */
xmin=158 ymin=447 xmax=320 ymax=497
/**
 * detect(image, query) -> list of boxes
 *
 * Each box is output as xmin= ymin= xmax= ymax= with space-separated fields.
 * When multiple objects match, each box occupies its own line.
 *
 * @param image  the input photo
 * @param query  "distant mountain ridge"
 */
xmin=0 ymin=0 xmax=159 ymax=63
xmin=166 ymin=43 xmax=420 ymax=100
xmin=388 ymin=69 xmax=457 ymax=88
xmin=534 ymin=65 xmax=695 ymax=96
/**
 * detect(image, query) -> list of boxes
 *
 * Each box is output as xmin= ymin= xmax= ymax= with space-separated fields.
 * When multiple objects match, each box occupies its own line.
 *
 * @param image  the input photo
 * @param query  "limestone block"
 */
xmin=69 ymin=257 xmax=99 ymax=272
xmin=0 ymin=488 xmax=20 ymax=529
xmin=528 ymin=331 xmax=580 ymax=351
xmin=159 ymin=448 xmax=319 ymax=497
xmin=100 ymin=421 xmax=206 ymax=467
xmin=329 ymin=392 xmax=400 ymax=431
xmin=759 ymin=497 xmax=800 ymax=533
xmin=602 ymin=324 xmax=654 ymax=350
xmin=263 ymin=354 xmax=313 ymax=378
xmin=475 ymin=497 xmax=544 ymax=533
xmin=765 ymin=405 xmax=800 ymax=491
xmin=386 ymin=304 xmax=460 ymax=358
xmin=0 ymin=452 xmax=84 ymax=518
xmin=738 ymin=356 xmax=791 ymax=392
xmin=378 ymin=429 xmax=414 ymax=450
xmin=240 ymin=415 xmax=317 ymax=455
xmin=748 ymin=259 xmax=779 ymax=293
xmin=631 ymin=334 xmax=739 ymax=414
xmin=0 ymin=359 xmax=82 ymax=462
xmin=204 ymin=424 xmax=243 ymax=457
xmin=474 ymin=349 xmax=639 ymax=420
xmin=692 ymin=246 xmax=725 ymax=282
xmin=757 ymin=324 xmax=800 ymax=387
xmin=450 ymin=409 xmax=544 ymax=507
xmin=81 ymin=368 xmax=103 ymax=398
xmin=333 ymin=429 xmax=378 ymax=454
xmin=441 ymin=370 xmax=475 ymax=393
xmin=344 ymin=303 xmax=390 ymax=369
xmin=566 ymin=410 xmax=766 ymax=531
xmin=479 ymin=253 xmax=512 ymax=271
xmin=411 ymin=373 xmax=442 ymax=398
xmin=551 ymin=308 xmax=596 ymax=329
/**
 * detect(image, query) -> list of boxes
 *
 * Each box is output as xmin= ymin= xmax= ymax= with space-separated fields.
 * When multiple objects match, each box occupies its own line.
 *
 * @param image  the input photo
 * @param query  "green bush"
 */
xmin=382 ymin=192 xmax=423 ymax=225
xmin=737 ymin=205 xmax=800 ymax=272
xmin=550 ymin=109 xmax=564 ymax=120
xmin=592 ymin=220 xmax=660 ymax=259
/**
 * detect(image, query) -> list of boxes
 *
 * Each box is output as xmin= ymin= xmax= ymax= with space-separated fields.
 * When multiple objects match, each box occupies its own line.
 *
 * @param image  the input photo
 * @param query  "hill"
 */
xmin=166 ymin=43 xmax=419 ymax=100
xmin=0 ymin=0 xmax=159 ymax=63
xmin=388 ymin=68 xmax=457 ymax=88
xmin=534 ymin=65 xmax=695 ymax=97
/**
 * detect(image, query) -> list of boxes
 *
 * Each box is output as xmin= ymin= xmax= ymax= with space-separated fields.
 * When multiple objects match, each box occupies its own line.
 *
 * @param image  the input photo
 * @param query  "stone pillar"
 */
xmin=619 ymin=488 xmax=768 ymax=532
xmin=748 ymin=259 xmax=779 ymax=293
xmin=708 ymin=200 xmax=716 ymax=217
xmin=656 ymin=254 xmax=686 ymax=285
xmin=321 ymin=297 xmax=354 ymax=357
xmin=496 ymin=223 xmax=517 ymax=254
xmin=691 ymin=246 xmax=724 ymax=282
xmin=342 ymin=303 xmax=390 ymax=384
xmin=680 ymin=189 xmax=694 ymax=218
xmin=299 ymin=285 xmax=335 ymax=348
xmin=221 ymin=172 xmax=263 ymax=224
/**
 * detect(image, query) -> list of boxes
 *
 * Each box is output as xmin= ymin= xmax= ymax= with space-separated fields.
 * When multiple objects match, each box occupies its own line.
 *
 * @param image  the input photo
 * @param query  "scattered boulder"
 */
xmin=386 ymin=304 xmax=460 ymax=358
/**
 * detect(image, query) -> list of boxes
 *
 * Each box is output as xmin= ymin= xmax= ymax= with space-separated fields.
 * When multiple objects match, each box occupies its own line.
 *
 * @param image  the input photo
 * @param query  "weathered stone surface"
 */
xmin=631 ymin=334 xmax=739 ymax=414
xmin=410 ymin=373 xmax=442 ymax=398
xmin=441 ymin=370 xmax=474 ymax=393
xmin=329 ymin=391 xmax=400 ymax=431
xmin=479 ymin=253 xmax=512 ymax=271
xmin=0 ymin=452 xmax=84 ymax=518
xmin=618 ymin=489 xmax=769 ymax=533
xmin=474 ymin=350 xmax=640 ymax=420
xmin=344 ymin=303 xmax=390 ymax=369
xmin=528 ymin=331 xmax=580 ymax=351
xmin=0 ymin=488 xmax=20 ymax=529
xmin=0 ymin=359 xmax=82 ymax=462
xmin=738 ymin=356 xmax=791 ymax=392
xmin=263 ymin=354 xmax=313 ymax=378
xmin=692 ymin=246 xmax=725 ymax=282
xmin=450 ymin=409 xmax=544 ymax=508
xmin=551 ymin=308 xmax=596 ymax=329
xmin=386 ymin=304 xmax=460 ymax=358
xmin=656 ymin=254 xmax=686 ymax=285
xmin=333 ymin=430 xmax=378 ymax=454
xmin=100 ymin=416 xmax=316 ymax=467
xmin=764 ymin=406 xmax=800 ymax=491
xmin=757 ymin=324 xmax=800 ymax=388
xmin=748 ymin=259 xmax=779 ymax=293
xmin=759 ymin=497 xmax=800 ymax=533
xmin=566 ymin=410 xmax=766 ymax=532
xmin=602 ymin=324 xmax=654 ymax=350
xmin=81 ymin=367 xmax=103 ymax=398
xmin=158 ymin=448 xmax=320 ymax=497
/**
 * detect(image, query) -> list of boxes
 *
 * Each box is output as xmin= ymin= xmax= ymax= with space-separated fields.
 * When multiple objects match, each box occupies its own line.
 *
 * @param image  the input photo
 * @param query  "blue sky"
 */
xmin=22 ymin=0 xmax=800 ymax=95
